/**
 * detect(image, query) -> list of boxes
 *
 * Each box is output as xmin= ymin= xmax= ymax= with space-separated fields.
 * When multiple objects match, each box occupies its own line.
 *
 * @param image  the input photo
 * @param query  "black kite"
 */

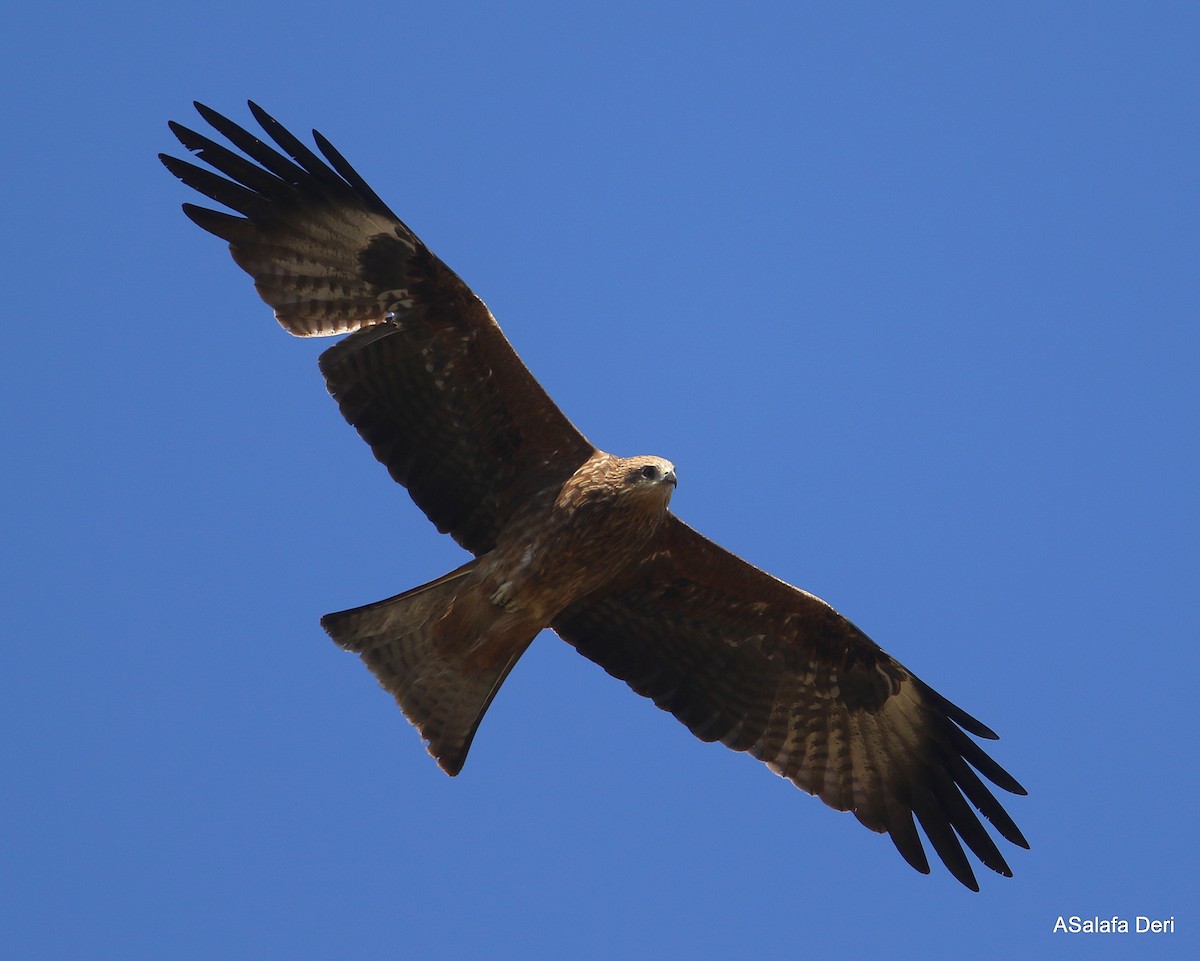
xmin=161 ymin=102 xmax=1028 ymax=890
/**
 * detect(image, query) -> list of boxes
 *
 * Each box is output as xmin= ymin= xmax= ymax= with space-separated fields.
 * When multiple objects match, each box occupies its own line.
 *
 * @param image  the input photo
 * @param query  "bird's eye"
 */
xmin=641 ymin=464 xmax=659 ymax=480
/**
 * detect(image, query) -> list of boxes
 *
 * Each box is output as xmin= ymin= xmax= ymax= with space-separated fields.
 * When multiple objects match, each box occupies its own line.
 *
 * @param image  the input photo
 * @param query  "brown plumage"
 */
xmin=161 ymin=101 xmax=1028 ymax=890
xmin=322 ymin=451 xmax=677 ymax=775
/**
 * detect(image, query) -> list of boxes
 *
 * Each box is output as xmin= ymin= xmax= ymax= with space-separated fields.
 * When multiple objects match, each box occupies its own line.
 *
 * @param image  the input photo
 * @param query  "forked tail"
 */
xmin=321 ymin=561 xmax=536 ymax=775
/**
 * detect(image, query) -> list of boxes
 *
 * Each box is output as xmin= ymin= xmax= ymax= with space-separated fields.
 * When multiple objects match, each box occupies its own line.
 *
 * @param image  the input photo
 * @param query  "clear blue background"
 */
xmin=3 ymin=2 xmax=1196 ymax=958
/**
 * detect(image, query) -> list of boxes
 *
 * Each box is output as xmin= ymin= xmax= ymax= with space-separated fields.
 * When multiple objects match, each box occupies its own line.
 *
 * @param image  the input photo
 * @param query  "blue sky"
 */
xmin=3 ymin=2 xmax=1197 ymax=958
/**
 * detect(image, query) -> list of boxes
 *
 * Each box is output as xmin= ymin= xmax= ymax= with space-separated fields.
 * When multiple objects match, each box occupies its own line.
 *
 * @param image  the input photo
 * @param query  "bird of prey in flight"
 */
xmin=161 ymin=102 xmax=1028 ymax=890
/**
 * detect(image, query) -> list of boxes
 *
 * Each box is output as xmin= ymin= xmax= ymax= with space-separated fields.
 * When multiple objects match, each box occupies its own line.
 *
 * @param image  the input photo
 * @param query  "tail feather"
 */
xmin=321 ymin=561 xmax=536 ymax=775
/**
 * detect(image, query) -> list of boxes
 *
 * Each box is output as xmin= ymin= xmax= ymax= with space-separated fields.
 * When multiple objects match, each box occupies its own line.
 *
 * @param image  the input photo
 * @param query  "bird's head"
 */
xmin=621 ymin=455 xmax=677 ymax=504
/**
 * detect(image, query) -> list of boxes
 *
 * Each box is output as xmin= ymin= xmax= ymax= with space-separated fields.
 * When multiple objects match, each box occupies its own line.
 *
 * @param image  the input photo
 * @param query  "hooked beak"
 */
xmin=663 ymin=468 xmax=678 ymax=488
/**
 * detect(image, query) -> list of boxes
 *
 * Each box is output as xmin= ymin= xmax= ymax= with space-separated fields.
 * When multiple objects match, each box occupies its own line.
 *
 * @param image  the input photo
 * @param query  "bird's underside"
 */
xmin=162 ymin=100 xmax=1029 ymax=890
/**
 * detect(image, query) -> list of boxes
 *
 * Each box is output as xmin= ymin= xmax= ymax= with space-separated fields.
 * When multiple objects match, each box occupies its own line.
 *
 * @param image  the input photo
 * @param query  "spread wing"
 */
xmin=552 ymin=516 xmax=1029 ymax=890
xmin=161 ymin=102 xmax=595 ymax=553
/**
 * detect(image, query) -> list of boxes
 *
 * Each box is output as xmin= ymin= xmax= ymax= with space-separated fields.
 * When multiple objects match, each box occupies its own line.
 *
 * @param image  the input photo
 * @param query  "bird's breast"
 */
xmin=481 ymin=492 xmax=668 ymax=624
